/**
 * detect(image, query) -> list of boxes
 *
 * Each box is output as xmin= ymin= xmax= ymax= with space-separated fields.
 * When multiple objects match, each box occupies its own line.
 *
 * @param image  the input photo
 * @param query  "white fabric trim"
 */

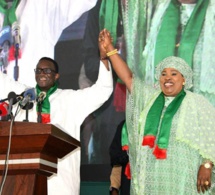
xmin=0 ymin=158 xmax=57 ymax=168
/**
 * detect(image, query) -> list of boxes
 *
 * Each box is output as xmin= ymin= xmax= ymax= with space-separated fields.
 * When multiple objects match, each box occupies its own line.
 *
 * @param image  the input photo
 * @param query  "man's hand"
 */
xmin=98 ymin=29 xmax=114 ymax=59
xmin=110 ymin=188 xmax=119 ymax=195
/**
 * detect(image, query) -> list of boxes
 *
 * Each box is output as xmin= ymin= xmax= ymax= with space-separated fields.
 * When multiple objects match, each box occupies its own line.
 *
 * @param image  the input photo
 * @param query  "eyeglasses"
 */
xmin=34 ymin=68 xmax=56 ymax=74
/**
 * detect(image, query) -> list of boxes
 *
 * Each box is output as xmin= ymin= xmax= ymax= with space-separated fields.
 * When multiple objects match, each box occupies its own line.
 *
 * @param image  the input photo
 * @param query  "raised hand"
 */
xmin=98 ymin=29 xmax=114 ymax=60
xmin=98 ymin=29 xmax=132 ymax=92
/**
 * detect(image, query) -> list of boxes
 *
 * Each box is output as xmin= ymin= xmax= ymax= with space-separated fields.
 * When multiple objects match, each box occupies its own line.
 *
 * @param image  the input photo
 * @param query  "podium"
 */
xmin=0 ymin=121 xmax=80 ymax=195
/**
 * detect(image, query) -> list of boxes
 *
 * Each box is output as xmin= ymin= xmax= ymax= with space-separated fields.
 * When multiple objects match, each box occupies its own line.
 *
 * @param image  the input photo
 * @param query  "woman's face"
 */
xmin=159 ymin=68 xmax=185 ymax=97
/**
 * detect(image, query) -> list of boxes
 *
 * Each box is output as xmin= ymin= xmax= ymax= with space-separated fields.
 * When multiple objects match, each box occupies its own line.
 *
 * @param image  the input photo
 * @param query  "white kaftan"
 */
xmin=0 ymin=61 xmax=113 ymax=195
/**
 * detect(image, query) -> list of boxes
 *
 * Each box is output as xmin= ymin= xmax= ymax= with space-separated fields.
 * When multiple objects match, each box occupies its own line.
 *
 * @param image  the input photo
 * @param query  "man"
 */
xmin=0 ymin=57 xmax=113 ymax=195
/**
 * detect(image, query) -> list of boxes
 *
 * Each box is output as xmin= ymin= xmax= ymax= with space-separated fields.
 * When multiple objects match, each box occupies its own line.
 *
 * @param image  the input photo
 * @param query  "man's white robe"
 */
xmin=0 ymin=61 xmax=113 ymax=195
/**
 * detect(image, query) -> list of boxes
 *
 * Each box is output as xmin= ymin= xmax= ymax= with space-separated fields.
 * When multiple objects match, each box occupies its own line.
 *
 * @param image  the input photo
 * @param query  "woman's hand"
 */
xmin=98 ymin=29 xmax=115 ymax=59
xmin=197 ymin=164 xmax=213 ymax=193
xmin=98 ymin=29 xmax=133 ymax=91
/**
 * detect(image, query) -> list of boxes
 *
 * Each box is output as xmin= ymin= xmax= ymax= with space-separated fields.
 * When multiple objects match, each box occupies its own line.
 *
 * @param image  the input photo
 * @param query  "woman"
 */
xmin=99 ymin=29 xmax=215 ymax=194
xmin=122 ymin=0 xmax=215 ymax=107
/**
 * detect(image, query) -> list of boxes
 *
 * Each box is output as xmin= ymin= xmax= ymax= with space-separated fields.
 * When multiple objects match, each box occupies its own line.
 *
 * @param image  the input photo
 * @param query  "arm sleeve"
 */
xmin=110 ymin=166 xmax=122 ymax=189
xmin=71 ymin=61 xmax=113 ymax=126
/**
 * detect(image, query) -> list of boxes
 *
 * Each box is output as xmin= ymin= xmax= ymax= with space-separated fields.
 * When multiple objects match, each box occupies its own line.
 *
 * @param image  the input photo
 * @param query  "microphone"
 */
xmin=7 ymin=91 xmax=17 ymax=116
xmin=36 ymin=92 xmax=46 ymax=123
xmin=0 ymin=102 xmax=8 ymax=116
xmin=36 ymin=91 xmax=46 ymax=104
xmin=0 ymin=92 xmax=24 ymax=103
xmin=12 ymin=21 xmax=21 ymax=50
xmin=20 ymin=88 xmax=36 ymax=108
xmin=12 ymin=21 xmax=21 ymax=81
xmin=7 ymin=91 xmax=18 ymax=104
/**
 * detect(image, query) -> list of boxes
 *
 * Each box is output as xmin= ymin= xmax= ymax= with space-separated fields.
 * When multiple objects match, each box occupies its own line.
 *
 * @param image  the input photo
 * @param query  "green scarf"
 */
xmin=121 ymin=122 xmax=131 ymax=179
xmin=36 ymin=83 xmax=58 ymax=114
xmin=142 ymin=89 xmax=186 ymax=159
xmin=154 ymin=0 xmax=209 ymax=68
xmin=121 ymin=122 xmax=129 ymax=151
xmin=0 ymin=0 xmax=20 ymax=26
xmin=0 ymin=1 xmax=7 ymax=14
xmin=99 ymin=0 xmax=119 ymax=45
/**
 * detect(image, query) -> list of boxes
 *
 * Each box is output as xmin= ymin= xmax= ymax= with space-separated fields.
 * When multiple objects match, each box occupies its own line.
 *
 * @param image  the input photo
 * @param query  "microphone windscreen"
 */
xmin=40 ymin=91 xmax=46 ymax=98
xmin=24 ymin=88 xmax=36 ymax=101
xmin=7 ymin=91 xmax=18 ymax=105
xmin=36 ymin=91 xmax=47 ymax=103
xmin=0 ymin=102 xmax=8 ymax=116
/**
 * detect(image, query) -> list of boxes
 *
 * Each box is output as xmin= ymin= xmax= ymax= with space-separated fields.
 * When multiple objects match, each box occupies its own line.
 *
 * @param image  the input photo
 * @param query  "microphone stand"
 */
xmin=23 ymin=102 xmax=29 ymax=122
xmin=14 ymin=44 xmax=19 ymax=81
xmin=22 ymin=102 xmax=33 ymax=122
xmin=7 ymin=98 xmax=14 ymax=121
xmin=37 ymin=102 xmax=42 ymax=123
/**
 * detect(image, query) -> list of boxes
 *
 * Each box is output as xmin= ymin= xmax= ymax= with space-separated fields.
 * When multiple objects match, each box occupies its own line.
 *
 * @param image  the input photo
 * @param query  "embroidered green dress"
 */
xmin=126 ymin=77 xmax=215 ymax=195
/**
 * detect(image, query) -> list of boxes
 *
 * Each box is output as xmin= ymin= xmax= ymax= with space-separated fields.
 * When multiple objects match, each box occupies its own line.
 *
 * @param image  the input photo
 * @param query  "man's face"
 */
xmin=159 ymin=68 xmax=185 ymax=97
xmin=35 ymin=59 xmax=59 ymax=91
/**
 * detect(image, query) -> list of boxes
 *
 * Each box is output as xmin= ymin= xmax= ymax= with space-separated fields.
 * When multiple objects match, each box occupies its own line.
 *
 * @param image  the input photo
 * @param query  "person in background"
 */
xmin=0 ymin=56 xmax=113 ymax=195
xmin=98 ymin=29 xmax=215 ymax=195
xmin=109 ymin=120 xmax=130 ymax=195
xmin=122 ymin=0 xmax=215 ymax=107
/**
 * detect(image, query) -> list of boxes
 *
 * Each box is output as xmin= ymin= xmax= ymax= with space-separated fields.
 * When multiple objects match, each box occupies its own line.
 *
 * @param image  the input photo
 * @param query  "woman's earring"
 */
xmin=182 ymin=82 xmax=185 ymax=86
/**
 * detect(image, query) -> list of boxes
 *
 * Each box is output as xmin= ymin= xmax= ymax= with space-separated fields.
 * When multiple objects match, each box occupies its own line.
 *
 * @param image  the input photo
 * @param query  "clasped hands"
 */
xmin=98 ymin=29 xmax=114 ymax=60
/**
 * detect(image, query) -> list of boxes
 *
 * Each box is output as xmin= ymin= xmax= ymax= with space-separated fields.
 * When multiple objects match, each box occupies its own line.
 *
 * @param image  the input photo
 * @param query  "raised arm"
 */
xmin=98 ymin=29 xmax=133 ymax=92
